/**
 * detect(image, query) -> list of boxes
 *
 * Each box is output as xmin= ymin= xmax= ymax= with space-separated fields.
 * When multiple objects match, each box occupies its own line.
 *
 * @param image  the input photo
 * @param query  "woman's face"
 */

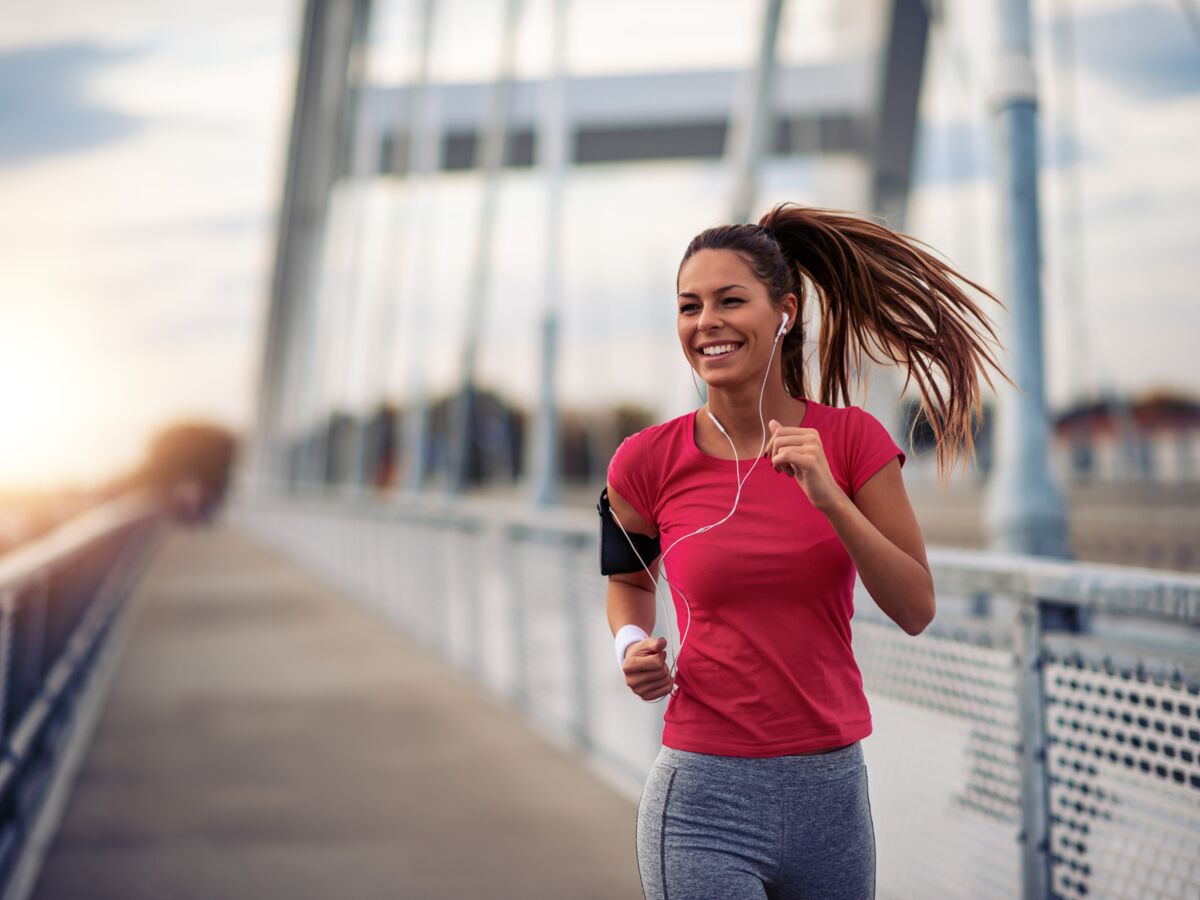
xmin=676 ymin=248 xmax=790 ymax=390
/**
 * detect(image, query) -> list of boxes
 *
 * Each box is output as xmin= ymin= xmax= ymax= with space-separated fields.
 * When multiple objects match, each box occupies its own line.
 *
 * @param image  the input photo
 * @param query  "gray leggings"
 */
xmin=635 ymin=741 xmax=875 ymax=899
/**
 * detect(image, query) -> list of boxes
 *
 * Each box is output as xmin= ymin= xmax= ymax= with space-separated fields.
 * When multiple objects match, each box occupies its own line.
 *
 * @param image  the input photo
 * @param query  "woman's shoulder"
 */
xmin=836 ymin=402 xmax=890 ymax=435
xmin=619 ymin=410 xmax=691 ymax=447
xmin=809 ymin=400 xmax=892 ymax=459
xmin=816 ymin=400 xmax=874 ymax=432
xmin=608 ymin=411 xmax=692 ymax=473
xmin=835 ymin=402 xmax=908 ymax=476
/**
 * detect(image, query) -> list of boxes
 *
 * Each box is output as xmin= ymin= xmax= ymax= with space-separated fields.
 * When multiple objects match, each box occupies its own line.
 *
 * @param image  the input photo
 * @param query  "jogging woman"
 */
xmin=602 ymin=203 xmax=1013 ymax=898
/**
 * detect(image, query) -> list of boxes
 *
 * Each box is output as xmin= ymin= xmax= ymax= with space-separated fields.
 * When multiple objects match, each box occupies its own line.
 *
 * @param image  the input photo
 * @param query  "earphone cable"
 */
xmin=607 ymin=318 xmax=788 ymax=702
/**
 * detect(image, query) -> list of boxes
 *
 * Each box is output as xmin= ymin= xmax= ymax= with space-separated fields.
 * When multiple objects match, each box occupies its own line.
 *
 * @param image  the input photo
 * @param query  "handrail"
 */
xmin=0 ymin=488 xmax=161 ymax=593
xmin=270 ymin=483 xmax=1200 ymax=622
xmin=0 ymin=489 xmax=163 ymax=900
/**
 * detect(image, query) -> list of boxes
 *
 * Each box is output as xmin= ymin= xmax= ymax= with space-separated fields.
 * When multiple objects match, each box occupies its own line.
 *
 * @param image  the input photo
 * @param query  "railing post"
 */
xmin=968 ymin=588 xmax=991 ymax=618
xmin=0 ymin=591 xmax=11 ymax=743
xmin=562 ymin=536 xmax=590 ymax=751
xmin=1015 ymin=596 xmax=1090 ymax=899
xmin=1014 ymin=599 xmax=1052 ymax=900
xmin=504 ymin=525 xmax=529 ymax=713
xmin=464 ymin=521 xmax=484 ymax=683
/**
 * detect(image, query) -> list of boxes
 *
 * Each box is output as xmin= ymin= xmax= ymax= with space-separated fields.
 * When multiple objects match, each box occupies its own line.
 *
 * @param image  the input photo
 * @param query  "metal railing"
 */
xmin=0 ymin=491 xmax=163 ymax=896
xmin=229 ymin=486 xmax=1200 ymax=900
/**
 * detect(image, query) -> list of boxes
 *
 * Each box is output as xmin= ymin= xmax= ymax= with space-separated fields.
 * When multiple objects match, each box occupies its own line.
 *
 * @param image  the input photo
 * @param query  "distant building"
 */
xmin=896 ymin=390 xmax=1200 ymax=484
xmin=1054 ymin=391 xmax=1200 ymax=483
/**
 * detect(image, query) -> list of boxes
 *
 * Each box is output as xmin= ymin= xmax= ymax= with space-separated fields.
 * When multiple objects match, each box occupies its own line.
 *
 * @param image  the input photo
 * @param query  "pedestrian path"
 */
xmin=31 ymin=524 xmax=644 ymax=899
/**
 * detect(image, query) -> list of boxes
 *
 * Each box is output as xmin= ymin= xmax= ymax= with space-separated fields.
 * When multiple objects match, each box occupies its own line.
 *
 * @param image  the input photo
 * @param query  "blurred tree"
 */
xmin=122 ymin=421 xmax=238 ymax=522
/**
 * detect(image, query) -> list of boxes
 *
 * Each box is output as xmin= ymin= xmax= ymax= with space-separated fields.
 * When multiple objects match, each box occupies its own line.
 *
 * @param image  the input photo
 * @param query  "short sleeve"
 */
xmin=846 ymin=406 xmax=907 ymax=497
xmin=606 ymin=432 xmax=658 ymax=529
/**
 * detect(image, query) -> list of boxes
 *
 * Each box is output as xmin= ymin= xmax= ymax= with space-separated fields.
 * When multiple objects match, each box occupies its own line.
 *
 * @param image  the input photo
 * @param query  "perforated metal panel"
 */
xmin=1042 ymin=644 xmax=1200 ymax=899
xmin=855 ymin=613 xmax=1024 ymax=899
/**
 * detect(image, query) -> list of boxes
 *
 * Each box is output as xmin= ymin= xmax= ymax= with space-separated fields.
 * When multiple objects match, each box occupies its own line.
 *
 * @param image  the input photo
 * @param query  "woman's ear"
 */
xmin=781 ymin=293 xmax=799 ymax=332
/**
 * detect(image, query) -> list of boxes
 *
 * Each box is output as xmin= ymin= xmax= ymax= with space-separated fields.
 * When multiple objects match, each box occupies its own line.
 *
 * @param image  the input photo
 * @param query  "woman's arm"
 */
xmin=604 ymin=482 xmax=674 ymax=700
xmin=604 ymin=481 xmax=661 ymax=637
xmin=607 ymin=577 xmax=659 ymax=639
xmin=821 ymin=458 xmax=935 ymax=636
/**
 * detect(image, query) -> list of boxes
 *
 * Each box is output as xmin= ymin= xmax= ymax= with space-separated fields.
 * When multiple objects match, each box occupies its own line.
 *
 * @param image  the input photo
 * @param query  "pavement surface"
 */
xmin=31 ymin=524 xmax=645 ymax=900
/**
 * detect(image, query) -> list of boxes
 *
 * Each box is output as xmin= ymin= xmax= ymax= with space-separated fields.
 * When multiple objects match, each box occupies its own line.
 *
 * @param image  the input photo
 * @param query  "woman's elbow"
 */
xmin=905 ymin=593 xmax=936 ymax=636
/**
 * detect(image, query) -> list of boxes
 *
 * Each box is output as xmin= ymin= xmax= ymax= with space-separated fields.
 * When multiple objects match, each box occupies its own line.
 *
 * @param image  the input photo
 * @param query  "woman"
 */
xmin=603 ymin=203 xmax=1013 ymax=899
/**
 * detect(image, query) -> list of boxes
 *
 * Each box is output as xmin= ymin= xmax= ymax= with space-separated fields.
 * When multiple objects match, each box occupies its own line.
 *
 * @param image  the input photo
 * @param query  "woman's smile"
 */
xmin=697 ymin=341 xmax=744 ymax=363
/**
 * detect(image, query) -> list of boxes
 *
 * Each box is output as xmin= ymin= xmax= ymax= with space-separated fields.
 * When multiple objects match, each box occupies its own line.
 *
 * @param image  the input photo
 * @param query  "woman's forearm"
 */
xmin=821 ymin=492 xmax=935 ymax=636
xmin=607 ymin=579 xmax=657 ymax=637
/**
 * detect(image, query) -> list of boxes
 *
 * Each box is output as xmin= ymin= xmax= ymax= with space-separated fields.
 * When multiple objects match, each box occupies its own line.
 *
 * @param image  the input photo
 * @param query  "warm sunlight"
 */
xmin=0 ymin=312 xmax=97 ymax=488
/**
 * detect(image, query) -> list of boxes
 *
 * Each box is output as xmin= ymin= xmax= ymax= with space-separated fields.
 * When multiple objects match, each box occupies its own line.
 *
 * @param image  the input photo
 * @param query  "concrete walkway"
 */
xmin=31 ymin=525 xmax=644 ymax=900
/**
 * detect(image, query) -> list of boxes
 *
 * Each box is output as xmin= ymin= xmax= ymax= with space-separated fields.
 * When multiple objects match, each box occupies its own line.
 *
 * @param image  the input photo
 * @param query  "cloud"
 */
xmin=1057 ymin=1 xmax=1200 ymax=100
xmin=103 ymin=212 xmax=269 ymax=240
xmin=0 ymin=41 xmax=150 ymax=164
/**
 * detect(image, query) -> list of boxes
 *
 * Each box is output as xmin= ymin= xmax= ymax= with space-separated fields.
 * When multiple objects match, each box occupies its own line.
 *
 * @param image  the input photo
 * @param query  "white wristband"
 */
xmin=614 ymin=624 xmax=649 ymax=667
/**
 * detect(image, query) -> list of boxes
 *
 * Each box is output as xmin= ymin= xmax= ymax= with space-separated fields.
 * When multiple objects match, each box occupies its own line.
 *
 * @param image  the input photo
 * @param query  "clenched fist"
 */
xmin=622 ymin=636 xmax=675 ymax=701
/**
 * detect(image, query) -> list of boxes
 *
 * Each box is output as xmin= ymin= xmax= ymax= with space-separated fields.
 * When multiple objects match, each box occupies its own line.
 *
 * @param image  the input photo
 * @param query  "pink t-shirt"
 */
xmin=606 ymin=399 xmax=906 ymax=757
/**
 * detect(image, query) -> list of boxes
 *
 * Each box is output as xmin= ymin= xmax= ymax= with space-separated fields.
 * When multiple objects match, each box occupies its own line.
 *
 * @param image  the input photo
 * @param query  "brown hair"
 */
xmin=677 ymin=202 xmax=1017 ymax=482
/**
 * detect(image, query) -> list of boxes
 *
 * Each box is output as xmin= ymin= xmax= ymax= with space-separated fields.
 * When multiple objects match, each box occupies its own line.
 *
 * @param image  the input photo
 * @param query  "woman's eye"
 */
xmin=679 ymin=299 xmax=742 ymax=313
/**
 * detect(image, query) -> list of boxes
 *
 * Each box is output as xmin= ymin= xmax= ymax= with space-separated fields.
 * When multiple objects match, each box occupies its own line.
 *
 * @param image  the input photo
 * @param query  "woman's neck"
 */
xmin=704 ymin=383 xmax=807 ymax=448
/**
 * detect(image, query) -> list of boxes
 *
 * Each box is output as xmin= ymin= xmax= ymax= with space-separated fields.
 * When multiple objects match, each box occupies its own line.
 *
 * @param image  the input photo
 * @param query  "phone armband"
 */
xmin=597 ymin=486 xmax=661 ymax=576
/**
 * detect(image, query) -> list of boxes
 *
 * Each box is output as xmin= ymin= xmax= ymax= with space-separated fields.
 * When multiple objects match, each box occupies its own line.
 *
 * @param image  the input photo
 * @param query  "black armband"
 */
xmin=597 ymin=486 xmax=661 ymax=575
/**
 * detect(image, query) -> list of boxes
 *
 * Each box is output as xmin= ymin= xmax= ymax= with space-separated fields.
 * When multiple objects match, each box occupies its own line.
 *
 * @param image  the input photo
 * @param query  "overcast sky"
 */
xmin=0 ymin=0 xmax=1196 ymax=490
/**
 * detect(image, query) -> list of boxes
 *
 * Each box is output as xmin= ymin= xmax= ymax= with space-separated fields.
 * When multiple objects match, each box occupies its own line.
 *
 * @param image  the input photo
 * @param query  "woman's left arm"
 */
xmin=820 ymin=458 xmax=935 ymax=636
xmin=764 ymin=420 xmax=934 ymax=635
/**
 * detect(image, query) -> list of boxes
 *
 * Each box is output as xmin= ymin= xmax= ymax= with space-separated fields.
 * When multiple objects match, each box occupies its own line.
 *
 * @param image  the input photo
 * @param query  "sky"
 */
xmin=0 ymin=0 xmax=1197 ymax=491
xmin=0 ymin=0 xmax=297 ymax=490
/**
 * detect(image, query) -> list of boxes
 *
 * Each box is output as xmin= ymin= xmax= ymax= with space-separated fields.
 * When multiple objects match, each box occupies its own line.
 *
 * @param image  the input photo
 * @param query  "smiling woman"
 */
xmin=602 ymin=201 xmax=1017 ymax=899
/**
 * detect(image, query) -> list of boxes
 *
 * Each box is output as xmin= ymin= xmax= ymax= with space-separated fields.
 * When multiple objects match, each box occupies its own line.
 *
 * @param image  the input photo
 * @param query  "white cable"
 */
xmin=608 ymin=317 xmax=788 ymax=703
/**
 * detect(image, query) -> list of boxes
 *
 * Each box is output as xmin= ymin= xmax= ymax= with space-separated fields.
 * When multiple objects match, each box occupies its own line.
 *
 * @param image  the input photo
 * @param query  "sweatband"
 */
xmin=614 ymin=623 xmax=649 ymax=667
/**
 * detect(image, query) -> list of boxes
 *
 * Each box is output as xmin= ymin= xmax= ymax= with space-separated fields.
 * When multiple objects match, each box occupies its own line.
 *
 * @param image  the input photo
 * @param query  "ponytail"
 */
xmin=679 ymin=202 xmax=1016 ymax=482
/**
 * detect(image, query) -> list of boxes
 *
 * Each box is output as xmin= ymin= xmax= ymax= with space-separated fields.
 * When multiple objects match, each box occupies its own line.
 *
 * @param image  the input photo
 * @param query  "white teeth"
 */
xmin=701 ymin=343 xmax=740 ymax=356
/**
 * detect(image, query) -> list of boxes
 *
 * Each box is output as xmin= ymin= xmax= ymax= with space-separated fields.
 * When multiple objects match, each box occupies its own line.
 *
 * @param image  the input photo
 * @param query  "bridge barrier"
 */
xmin=230 ymin=485 xmax=1199 ymax=900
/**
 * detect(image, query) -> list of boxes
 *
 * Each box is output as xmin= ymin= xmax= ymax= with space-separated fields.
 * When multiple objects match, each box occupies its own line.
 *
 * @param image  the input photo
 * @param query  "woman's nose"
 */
xmin=697 ymin=303 xmax=722 ymax=331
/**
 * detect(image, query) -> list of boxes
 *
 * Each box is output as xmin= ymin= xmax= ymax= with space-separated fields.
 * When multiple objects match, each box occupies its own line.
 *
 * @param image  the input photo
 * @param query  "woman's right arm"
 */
xmin=605 ymin=482 xmax=673 ymax=700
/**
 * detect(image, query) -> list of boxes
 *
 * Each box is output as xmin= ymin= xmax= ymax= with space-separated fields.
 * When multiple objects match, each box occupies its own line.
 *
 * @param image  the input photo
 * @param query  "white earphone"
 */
xmin=608 ymin=308 xmax=794 ymax=702
xmin=707 ymin=311 xmax=788 ymax=439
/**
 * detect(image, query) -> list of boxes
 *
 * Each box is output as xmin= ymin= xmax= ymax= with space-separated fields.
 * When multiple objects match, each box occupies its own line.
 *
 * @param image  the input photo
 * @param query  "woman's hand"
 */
xmin=765 ymin=418 xmax=844 ymax=513
xmin=622 ymin=636 xmax=674 ymax=701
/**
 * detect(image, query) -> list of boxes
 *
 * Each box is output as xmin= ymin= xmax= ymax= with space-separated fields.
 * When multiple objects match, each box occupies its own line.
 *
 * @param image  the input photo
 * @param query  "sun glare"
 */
xmin=0 ymin=317 xmax=90 ymax=489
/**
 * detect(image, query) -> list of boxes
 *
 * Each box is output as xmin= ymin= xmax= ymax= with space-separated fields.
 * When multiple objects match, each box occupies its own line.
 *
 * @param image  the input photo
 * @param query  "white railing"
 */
xmin=229 ymin=485 xmax=1200 ymax=900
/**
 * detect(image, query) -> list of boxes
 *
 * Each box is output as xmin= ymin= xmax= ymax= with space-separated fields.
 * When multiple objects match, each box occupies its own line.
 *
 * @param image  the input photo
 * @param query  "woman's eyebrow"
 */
xmin=677 ymin=283 xmax=746 ymax=299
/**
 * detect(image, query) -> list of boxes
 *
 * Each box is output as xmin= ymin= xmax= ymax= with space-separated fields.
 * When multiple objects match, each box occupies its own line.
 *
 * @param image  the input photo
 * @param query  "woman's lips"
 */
xmin=699 ymin=343 xmax=743 ymax=363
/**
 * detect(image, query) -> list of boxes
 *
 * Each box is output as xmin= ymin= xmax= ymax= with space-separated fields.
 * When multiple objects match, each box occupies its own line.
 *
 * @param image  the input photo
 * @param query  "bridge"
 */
xmin=1 ymin=488 xmax=1195 ymax=899
xmin=3 ymin=0 xmax=1197 ymax=896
